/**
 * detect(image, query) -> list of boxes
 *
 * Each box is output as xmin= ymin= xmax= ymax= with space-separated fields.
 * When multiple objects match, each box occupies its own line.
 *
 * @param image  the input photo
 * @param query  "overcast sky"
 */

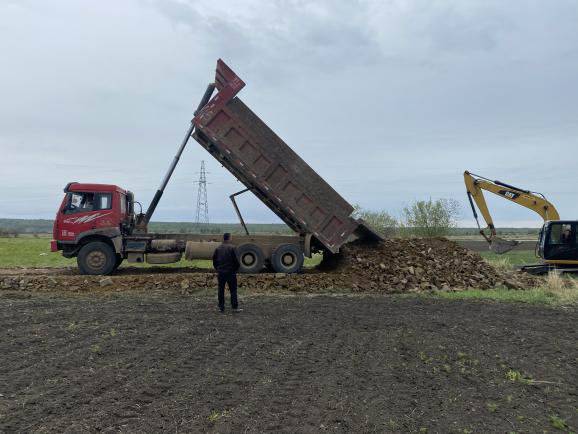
xmin=1 ymin=0 xmax=577 ymax=226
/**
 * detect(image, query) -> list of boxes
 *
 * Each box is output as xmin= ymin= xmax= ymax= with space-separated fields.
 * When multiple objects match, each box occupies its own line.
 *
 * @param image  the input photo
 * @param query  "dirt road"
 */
xmin=1 ymin=291 xmax=575 ymax=433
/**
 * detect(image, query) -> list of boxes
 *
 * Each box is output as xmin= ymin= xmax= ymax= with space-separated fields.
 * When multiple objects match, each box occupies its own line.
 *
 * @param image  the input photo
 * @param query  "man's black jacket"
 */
xmin=212 ymin=242 xmax=240 ymax=274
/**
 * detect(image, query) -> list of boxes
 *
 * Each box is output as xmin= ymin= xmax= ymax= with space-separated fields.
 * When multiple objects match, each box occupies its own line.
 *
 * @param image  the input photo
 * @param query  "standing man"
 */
xmin=212 ymin=233 xmax=241 ymax=313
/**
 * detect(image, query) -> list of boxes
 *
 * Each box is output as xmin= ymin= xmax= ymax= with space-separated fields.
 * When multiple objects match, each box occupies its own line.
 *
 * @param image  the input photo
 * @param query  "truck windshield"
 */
xmin=64 ymin=192 xmax=112 ymax=214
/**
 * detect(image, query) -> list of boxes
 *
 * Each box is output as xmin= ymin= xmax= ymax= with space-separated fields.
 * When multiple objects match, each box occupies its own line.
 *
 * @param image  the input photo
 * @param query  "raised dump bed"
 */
xmin=192 ymin=60 xmax=380 ymax=253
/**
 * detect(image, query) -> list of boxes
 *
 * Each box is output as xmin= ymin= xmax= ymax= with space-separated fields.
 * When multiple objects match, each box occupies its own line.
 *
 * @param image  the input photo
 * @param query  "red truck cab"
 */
xmin=52 ymin=183 xmax=134 ymax=272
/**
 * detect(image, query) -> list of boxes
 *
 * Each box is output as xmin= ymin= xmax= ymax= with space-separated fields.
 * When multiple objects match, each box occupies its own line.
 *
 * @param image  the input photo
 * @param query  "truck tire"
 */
xmin=237 ymin=243 xmax=264 ymax=274
xmin=77 ymin=242 xmax=117 ymax=275
xmin=271 ymin=243 xmax=304 ymax=274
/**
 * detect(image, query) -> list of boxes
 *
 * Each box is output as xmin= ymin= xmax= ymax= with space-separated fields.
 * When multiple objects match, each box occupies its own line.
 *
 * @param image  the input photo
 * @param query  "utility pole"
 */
xmin=194 ymin=161 xmax=209 ymax=230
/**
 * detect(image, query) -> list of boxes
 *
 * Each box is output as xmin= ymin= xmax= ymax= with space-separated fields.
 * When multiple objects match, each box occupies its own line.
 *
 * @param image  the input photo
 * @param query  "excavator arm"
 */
xmin=464 ymin=171 xmax=560 ymax=253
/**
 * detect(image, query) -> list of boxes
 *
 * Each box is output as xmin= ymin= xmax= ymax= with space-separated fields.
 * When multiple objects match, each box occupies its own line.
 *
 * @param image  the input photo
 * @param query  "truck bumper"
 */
xmin=50 ymin=240 xmax=59 ymax=252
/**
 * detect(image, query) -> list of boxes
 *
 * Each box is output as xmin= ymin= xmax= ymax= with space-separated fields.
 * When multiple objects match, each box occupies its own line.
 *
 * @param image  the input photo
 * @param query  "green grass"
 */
xmin=0 ymin=237 xmax=71 ymax=268
xmin=479 ymin=250 xmax=538 ymax=267
xmin=0 ymin=237 xmax=322 ymax=269
xmin=432 ymin=287 xmax=560 ymax=305
xmin=428 ymin=283 xmax=578 ymax=306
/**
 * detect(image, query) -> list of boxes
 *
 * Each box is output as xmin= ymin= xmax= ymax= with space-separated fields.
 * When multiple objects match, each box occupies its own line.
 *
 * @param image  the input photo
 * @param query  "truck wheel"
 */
xmin=77 ymin=242 xmax=116 ymax=275
xmin=271 ymin=243 xmax=304 ymax=274
xmin=237 ymin=243 xmax=264 ymax=273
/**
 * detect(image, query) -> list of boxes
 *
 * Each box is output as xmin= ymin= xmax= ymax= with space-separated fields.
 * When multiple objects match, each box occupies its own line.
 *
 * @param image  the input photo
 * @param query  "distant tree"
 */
xmin=353 ymin=205 xmax=398 ymax=238
xmin=400 ymin=198 xmax=460 ymax=237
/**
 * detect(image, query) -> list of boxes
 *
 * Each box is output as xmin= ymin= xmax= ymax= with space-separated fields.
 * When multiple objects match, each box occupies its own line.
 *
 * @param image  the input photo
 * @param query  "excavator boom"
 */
xmin=464 ymin=171 xmax=560 ymax=253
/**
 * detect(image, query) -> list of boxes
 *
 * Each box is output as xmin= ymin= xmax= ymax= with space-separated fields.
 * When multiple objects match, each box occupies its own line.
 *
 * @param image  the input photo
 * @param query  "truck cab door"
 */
xmin=59 ymin=191 xmax=114 ymax=241
xmin=542 ymin=222 xmax=578 ymax=261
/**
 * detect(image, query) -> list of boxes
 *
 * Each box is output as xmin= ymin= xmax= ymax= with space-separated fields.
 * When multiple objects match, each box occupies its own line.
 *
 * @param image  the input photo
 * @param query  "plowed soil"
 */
xmin=0 ymin=291 xmax=576 ymax=433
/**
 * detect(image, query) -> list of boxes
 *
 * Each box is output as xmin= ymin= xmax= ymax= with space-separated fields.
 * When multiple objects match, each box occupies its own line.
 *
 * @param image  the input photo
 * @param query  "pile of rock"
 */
xmin=323 ymin=238 xmax=505 ymax=292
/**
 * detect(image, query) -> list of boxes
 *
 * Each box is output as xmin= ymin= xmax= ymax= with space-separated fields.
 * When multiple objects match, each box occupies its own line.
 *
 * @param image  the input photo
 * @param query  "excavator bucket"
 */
xmin=489 ymin=237 xmax=519 ymax=254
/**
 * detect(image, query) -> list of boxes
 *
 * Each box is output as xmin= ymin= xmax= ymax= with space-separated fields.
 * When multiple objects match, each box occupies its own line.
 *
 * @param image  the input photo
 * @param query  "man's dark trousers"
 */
xmin=217 ymin=272 xmax=238 ymax=311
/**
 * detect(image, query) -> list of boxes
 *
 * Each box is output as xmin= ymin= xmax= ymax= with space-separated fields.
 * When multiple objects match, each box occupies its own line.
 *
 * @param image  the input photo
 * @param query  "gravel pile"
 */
xmin=322 ymin=238 xmax=510 ymax=292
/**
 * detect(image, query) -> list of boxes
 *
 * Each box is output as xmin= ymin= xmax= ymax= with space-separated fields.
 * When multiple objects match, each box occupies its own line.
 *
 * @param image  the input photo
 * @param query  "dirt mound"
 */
xmin=320 ymin=238 xmax=538 ymax=292
xmin=338 ymin=238 xmax=503 ymax=290
xmin=0 ymin=238 xmax=539 ymax=293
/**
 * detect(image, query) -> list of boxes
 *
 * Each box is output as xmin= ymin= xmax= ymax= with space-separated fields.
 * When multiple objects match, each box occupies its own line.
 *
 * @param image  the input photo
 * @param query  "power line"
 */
xmin=194 ymin=160 xmax=209 ymax=229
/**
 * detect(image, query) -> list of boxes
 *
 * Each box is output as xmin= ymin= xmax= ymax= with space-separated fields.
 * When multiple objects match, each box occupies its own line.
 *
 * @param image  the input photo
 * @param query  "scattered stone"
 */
xmin=99 ymin=277 xmax=113 ymax=287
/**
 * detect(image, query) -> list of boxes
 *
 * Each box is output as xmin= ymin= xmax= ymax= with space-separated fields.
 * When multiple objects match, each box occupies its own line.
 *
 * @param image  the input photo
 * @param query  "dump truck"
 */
xmin=51 ymin=60 xmax=381 ymax=275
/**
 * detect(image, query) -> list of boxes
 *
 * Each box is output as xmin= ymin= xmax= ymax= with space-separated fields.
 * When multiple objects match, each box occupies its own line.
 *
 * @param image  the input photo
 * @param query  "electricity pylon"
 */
xmin=194 ymin=160 xmax=209 ymax=229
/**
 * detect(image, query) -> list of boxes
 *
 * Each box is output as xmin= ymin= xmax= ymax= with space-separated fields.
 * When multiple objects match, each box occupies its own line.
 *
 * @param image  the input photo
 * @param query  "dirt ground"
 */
xmin=1 ymin=291 xmax=576 ymax=433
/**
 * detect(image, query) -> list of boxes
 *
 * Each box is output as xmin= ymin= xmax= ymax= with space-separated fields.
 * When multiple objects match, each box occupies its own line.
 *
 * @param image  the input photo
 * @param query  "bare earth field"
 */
xmin=1 ymin=291 xmax=576 ymax=433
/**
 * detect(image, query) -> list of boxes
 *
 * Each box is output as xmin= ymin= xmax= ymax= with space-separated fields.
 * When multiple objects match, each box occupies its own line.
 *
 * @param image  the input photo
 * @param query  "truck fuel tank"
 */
xmin=185 ymin=241 xmax=220 ymax=260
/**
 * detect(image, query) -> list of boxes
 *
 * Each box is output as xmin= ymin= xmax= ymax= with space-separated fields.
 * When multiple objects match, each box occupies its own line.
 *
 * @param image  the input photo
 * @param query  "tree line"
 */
xmin=354 ymin=199 xmax=462 ymax=238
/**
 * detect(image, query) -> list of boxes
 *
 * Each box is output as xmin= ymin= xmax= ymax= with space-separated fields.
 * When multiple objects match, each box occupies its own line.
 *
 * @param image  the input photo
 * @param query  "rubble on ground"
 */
xmin=0 ymin=238 xmax=540 ymax=294
xmin=322 ymin=238 xmax=540 ymax=292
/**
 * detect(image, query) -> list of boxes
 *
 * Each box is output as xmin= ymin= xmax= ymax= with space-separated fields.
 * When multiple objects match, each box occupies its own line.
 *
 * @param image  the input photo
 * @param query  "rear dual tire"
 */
xmin=236 ymin=243 xmax=304 ymax=274
xmin=237 ymin=243 xmax=265 ymax=274
xmin=270 ymin=243 xmax=303 ymax=274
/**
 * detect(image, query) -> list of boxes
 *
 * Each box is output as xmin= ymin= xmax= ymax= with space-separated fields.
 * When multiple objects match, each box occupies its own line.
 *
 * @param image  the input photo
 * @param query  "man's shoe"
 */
xmin=218 ymin=308 xmax=225 ymax=313
xmin=232 ymin=307 xmax=243 ymax=313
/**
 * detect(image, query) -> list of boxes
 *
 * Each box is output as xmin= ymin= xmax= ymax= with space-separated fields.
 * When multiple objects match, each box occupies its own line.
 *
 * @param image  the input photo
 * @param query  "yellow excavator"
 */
xmin=464 ymin=171 xmax=578 ymax=273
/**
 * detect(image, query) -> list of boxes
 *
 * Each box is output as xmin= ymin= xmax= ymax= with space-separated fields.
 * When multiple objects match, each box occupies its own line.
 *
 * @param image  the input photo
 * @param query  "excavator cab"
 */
xmin=539 ymin=221 xmax=578 ymax=261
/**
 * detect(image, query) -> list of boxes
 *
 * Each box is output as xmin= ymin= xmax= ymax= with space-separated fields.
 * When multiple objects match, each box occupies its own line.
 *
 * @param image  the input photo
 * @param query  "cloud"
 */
xmin=1 ymin=0 xmax=577 ymax=226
